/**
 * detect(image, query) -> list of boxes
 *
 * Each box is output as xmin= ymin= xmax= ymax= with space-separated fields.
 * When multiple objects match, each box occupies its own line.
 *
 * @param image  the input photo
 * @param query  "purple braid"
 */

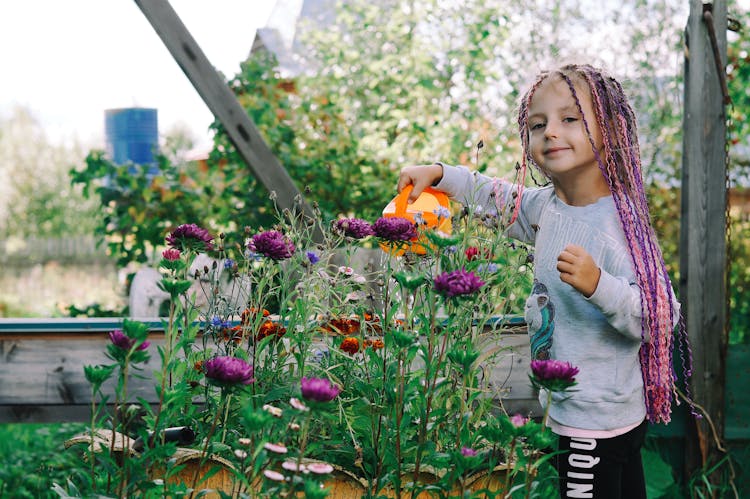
xmin=517 ymin=64 xmax=692 ymax=423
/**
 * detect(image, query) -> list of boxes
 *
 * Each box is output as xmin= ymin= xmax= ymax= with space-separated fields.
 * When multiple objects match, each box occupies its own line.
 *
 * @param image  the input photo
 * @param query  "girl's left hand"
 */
xmin=556 ymin=244 xmax=601 ymax=298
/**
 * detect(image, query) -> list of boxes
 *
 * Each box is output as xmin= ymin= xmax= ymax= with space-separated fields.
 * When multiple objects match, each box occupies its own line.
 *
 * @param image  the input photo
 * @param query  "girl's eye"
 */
xmin=530 ymin=122 xmax=545 ymax=131
xmin=563 ymin=117 xmax=578 ymax=123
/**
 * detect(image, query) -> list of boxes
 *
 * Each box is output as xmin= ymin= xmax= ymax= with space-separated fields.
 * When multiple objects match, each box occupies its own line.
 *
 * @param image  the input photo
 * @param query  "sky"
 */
xmin=0 ymin=1 xmax=279 ymax=152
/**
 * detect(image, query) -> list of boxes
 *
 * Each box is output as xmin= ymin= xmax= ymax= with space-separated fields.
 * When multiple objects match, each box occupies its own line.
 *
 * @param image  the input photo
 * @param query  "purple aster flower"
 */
xmin=162 ymin=248 xmax=181 ymax=261
xmin=433 ymin=268 xmax=485 ymax=298
xmin=300 ymin=376 xmax=340 ymax=402
xmin=204 ymin=356 xmax=255 ymax=386
xmin=109 ymin=329 xmax=149 ymax=351
xmin=306 ymin=251 xmax=320 ymax=264
xmin=333 ymin=218 xmax=374 ymax=239
xmin=249 ymin=230 xmax=295 ymax=260
xmin=223 ymin=258 xmax=235 ymax=269
xmin=461 ymin=447 xmax=478 ymax=457
xmin=165 ymin=223 xmax=214 ymax=252
xmin=529 ymin=359 xmax=579 ymax=392
xmin=372 ymin=217 xmax=418 ymax=241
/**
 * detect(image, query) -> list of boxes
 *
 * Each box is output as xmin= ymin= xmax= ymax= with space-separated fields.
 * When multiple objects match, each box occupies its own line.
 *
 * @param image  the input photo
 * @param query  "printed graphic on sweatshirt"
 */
xmin=525 ymin=280 xmax=554 ymax=360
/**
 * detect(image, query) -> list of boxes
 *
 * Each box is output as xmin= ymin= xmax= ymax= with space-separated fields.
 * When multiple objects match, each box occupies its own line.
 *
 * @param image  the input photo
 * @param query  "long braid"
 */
xmin=517 ymin=64 xmax=691 ymax=423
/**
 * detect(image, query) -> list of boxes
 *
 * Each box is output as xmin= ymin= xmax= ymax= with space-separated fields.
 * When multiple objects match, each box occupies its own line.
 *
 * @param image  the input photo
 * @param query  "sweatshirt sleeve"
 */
xmin=585 ymin=270 xmax=645 ymax=342
xmin=435 ymin=163 xmax=543 ymax=244
xmin=586 ymin=269 xmax=681 ymax=342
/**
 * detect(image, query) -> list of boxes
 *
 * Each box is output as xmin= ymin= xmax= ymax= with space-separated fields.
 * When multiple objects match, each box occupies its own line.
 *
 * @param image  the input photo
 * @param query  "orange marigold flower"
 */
xmin=241 ymin=307 xmax=271 ymax=326
xmin=364 ymin=339 xmax=385 ymax=350
xmin=194 ymin=360 xmax=204 ymax=372
xmin=221 ymin=326 xmax=242 ymax=345
xmin=256 ymin=320 xmax=287 ymax=341
xmin=321 ymin=316 xmax=361 ymax=335
xmin=340 ymin=337 xmax=360 ymax=354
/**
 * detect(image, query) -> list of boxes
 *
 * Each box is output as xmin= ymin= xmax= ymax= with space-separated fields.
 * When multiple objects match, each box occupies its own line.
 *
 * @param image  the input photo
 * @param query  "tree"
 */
xmin=0 ymin=106 xmax=99 ymax=239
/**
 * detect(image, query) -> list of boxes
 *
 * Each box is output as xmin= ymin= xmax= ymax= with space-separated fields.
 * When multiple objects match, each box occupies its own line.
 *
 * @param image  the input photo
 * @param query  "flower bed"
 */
xmin=61 ymin=200 xmax=572 ymax=498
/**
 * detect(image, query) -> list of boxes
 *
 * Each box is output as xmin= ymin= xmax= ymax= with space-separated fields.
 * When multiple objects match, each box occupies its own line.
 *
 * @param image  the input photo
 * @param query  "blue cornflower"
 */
xmin=306 ymin=251 xmax=320 ymax=264
xmin=224 ymin=258 xmax=235 ymax=269
xmin=433 ymin=206 xmax=451 ymax=219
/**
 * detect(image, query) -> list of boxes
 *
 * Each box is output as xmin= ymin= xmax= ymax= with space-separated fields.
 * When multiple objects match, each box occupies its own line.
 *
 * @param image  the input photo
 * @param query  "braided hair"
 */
xmin=516 ymin=64 xmax=691 ymax=424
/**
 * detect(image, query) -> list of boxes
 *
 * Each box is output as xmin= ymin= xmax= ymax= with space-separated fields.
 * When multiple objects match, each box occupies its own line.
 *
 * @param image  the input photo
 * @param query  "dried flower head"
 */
xmin=433 ymin=268 xmax=485 ymax=298
xmin=166 ymin=223 xmax=214 ymax=252
xmin=249 ymin=230 xmax=295 ymax=260
xmin=204 ymin=356 xmax=255 ymax=386
xmin=300 ymin=377 xmax=341 ymax=402
xmin=372 ymin=216 xmax=418 ymax=241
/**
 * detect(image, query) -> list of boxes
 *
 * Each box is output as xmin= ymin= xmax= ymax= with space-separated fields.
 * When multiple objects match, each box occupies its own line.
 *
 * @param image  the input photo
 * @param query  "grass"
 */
xmin=0 ymin=423 xmax=86 ymax=499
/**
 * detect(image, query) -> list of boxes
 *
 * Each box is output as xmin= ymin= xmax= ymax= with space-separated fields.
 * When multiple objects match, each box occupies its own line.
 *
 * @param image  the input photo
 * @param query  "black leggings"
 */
xmin=554 ymin=420 xmax=648 ymax=499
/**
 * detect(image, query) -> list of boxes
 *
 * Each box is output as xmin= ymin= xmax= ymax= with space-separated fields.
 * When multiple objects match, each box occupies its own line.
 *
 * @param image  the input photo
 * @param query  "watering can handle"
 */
xmin=393 ymin=185 xmax=414 ymax=215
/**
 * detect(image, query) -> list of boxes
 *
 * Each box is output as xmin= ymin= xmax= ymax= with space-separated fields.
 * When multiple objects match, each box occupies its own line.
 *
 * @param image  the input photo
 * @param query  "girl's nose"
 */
xmin=543 ymin=123 xmax=558 ymax=139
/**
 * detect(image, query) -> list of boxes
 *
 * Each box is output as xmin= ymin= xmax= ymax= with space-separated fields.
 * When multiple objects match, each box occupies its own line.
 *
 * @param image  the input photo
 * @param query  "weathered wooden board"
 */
xmin=0 ymin=319 xmax=538 ymax=423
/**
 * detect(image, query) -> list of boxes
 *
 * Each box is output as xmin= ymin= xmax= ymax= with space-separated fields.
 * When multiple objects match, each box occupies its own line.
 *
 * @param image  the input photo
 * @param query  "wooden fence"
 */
xmin=0 ymin=318 xmax=538 ymax=424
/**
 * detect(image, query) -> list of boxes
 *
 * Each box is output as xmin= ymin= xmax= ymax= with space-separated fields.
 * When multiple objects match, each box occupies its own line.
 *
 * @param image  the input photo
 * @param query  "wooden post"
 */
xmin=680 ymin=0 xmax=728 ymax=482
xmin=133 ymin=0 xmax=323 ymax=241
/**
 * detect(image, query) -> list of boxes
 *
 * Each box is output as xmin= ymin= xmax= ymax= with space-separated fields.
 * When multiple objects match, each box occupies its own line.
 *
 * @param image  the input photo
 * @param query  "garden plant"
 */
xmin=58 ymin=181 xmax=583 ymax=498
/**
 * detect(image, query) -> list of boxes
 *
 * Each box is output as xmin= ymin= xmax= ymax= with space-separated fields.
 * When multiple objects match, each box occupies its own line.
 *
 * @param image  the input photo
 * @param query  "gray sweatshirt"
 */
xmin=437 ymin=163 xmax=648 ymax=430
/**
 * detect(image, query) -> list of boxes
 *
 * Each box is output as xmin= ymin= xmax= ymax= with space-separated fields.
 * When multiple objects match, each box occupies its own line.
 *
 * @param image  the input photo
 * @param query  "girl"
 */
xmin=398 ymin=64 xmax=689 ymax=498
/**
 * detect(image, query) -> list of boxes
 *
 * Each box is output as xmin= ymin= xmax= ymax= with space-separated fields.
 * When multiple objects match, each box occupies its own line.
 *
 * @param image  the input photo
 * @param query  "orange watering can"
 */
xmin=379 ymin=185 xmax=452 ymax=256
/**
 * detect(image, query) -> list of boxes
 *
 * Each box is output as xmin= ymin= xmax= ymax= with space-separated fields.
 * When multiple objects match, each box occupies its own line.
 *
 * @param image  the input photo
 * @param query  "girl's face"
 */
xmin=526 ymin=76 xmax=604 ymax=185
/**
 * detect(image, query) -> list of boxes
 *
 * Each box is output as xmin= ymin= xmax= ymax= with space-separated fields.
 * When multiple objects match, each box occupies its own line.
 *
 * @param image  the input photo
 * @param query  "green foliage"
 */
xmin=0 ymin=107 xmax=99 ymax=239
xmin=0 ymin=423 xmax=86 ymax=499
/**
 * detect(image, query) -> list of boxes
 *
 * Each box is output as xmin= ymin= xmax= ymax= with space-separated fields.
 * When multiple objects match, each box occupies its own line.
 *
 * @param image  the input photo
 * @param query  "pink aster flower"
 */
xmin=461 ymin=447 xmax=478 ymax=457
xmin=109 ymin=329 xmax=149 ymax=351
xmin=372 ymin=216 xmax=418 ymax=241
xmin=300 ymin=377 xmax=340 ymax=402
xmin=162 ymin=248 xmax=181 ymax=261
xmin=529 ymin=359 xmax=579 ymax=392
xmin=333 ymin=218 xmax=374 ymax=239
xmin=204 ymin=356 xmax=255 ymax=386
xmin=306 ymin=462 xmax=334 ymax=475
xmin=264 ymin=442 xmax=288 ymax=454
xmin=263 ymin=469 xmax=286 ymax=482
xmin=509 ymin=413 xmax=529 ymax=427
xmin=249 ymin=230 xmax=295 ymax=260
xmin=433 ymin=268 xmax=485 ymax=298
xmin=165 ymin=223 xmax=214 ymax=252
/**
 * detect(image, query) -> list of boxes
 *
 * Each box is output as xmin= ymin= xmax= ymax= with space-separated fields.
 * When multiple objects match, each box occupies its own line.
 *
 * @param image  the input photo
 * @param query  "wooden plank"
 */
xmin=0 ymin=320 xmax=538 ymax=423
xmin=132 ymin=0 xmax=322 ymax=241
xmin=680 ymin=0 xmax=728 ymax=472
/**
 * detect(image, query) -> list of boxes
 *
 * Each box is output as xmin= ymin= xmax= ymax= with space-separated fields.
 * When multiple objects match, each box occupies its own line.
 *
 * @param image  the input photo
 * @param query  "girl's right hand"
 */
xmin=397 ymin=163 xmax=444 ymax=203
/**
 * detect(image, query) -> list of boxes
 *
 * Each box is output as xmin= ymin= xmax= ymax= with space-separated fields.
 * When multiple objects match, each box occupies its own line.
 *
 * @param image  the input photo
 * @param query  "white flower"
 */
xmin=290 ymin=397 xmax=310 ymax=412
xmin=263 ymin=404 xmax=283 ymax=417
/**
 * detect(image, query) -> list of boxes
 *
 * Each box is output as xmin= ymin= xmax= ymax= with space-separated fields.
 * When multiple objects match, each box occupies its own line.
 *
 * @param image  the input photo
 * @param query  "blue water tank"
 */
xmin=105 ymin=108 xmax=159 ymax=168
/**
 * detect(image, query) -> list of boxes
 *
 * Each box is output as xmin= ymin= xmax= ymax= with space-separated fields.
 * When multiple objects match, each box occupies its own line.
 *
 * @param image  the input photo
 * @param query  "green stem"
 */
xmin=190 ymin=392 xmax=224 ymax=497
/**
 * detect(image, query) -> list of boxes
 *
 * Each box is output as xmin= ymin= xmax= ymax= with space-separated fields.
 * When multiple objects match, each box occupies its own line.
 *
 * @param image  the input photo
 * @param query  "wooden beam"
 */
xmin=133 ymin=0 xmax=322 ymax=240
xmin=680 ymin=0 xmax=728 ymax=478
